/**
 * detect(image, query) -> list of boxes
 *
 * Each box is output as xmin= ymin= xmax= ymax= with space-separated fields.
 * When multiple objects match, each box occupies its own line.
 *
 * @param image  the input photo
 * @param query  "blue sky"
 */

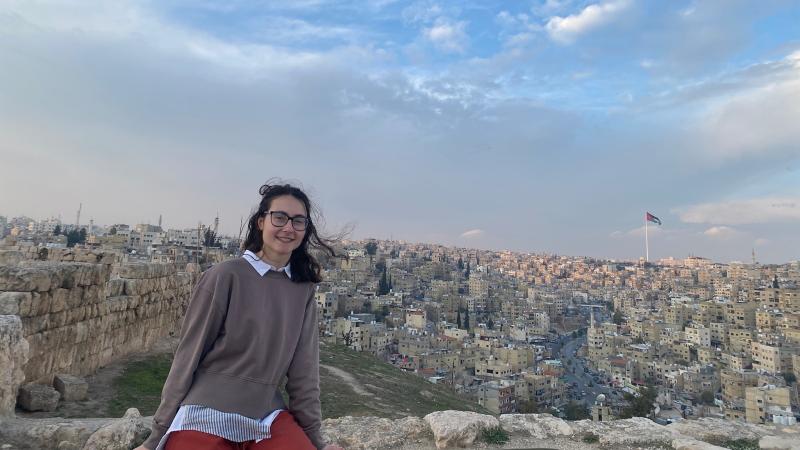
xmin=1 ymin=0 xmax=799 ymax=263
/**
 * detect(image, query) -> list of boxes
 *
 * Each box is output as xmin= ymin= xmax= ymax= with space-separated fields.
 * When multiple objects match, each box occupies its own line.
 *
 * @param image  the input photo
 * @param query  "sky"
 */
xmin=1 ymin=0 xmax=799 ymax=264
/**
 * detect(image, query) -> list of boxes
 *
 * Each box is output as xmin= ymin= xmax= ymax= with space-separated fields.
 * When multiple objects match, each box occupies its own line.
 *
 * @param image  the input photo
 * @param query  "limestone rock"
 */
xmin=571 ymin=417 xmax=674 ymax=446
xmin=667 ymin=417 xmax=771 ymax=442
xmin=0 ymin=316 xmax=30 ymax=417
xmin=672 ymin=437 xmax=728 ymax=450
xmin=82 ymin=408 xmax=149 ymax=450
xmin=424 ymin=410 xmax=498 ymax=449
xmin=53 ymin=374 xmax=88 ymax=402
xmin=499 ymin=413 xmax=573 ymax=439
xmin=17 ymin=383 xmax=60 ymax=412
xmin=760 ymin=435 xmax=800 ymax=450
xmin=322 ymin=416 xmax=430 ymax=449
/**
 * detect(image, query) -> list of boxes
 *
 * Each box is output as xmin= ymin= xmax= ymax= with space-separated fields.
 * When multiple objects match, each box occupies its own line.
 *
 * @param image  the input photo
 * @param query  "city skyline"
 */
xmin=2 ymin=1 xmax=800 ymax=263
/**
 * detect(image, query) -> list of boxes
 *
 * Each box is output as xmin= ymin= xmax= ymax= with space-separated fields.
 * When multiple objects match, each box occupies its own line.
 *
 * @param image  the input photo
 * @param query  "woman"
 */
xmin=137 ymin=182 xmax=343 ymax=450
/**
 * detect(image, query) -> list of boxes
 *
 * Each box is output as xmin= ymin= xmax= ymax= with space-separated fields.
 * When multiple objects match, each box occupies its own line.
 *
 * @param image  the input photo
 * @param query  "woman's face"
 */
xmin=258 ymin=194 xmax=307 ymax=264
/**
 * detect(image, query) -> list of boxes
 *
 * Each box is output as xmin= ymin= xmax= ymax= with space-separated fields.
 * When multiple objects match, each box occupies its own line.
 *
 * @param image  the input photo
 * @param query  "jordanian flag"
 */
xmin=646 ymin=212 xmax=662 ymax=225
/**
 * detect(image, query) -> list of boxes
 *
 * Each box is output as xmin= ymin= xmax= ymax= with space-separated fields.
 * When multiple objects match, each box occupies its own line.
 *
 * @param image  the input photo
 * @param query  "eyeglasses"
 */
xmin=265 ymin=211 xmax=309 ymax=231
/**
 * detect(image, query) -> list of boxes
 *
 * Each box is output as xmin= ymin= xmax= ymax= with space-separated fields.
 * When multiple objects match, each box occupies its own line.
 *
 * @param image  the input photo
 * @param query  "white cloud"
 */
xmin=676 ymin=197 xmax=800 ymax=225
xmin=545 ymin=0 xmax=631 ymax=44
xmin=460 ymin=229 xmax=484 ymax=238
xmin=424 ymin=18 xmax=468 ymax=53
xmin=703 ymin=226 xmax=739 ymax=239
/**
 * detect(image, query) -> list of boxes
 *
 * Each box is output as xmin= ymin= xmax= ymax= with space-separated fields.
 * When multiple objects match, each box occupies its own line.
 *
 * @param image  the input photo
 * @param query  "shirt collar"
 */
xmin=242 ymin=250 xmax=292 ymax=279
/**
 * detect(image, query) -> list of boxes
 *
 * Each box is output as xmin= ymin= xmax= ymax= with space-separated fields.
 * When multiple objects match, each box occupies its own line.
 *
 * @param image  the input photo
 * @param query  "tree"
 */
xmin=464 ymin=262 xmax=470 ymax=278
xmin=203 ymin=228 xmax=218 ymax=247
xmin=66 ymin=229 xmax=86 ymax=247
xmin=464 ymin=310 xmax=470 ymax=330
xmin=700 ymin=390 xmax=715 ymax=405
xmin=456 ymin=310 xmax=462 ymax=328
xmin=108 ymin=226 xmax=117 ymax=235
xmin=52 ymin=224 xmax=61 ymax=236
xmin=612 ymin=310 xmax=624 ymax=325
xmin=517 ymin=400 xmax=540 ymax=414
xmin=378 ymin=267 xmax=390 ymax=295
xmin=620 ymin=385 xmax=657 ymax=419
xmin=365 ymin=241 xmax=377 ymax=266
xmin=487 ymin=317 xmax=495 ymax=330
xmin=457 ymin=257 xmax=464 ymax=271
xmin=783 ymin=372 xmax=797 ymax=384
xmin=564 ymin=401 xmax=590 ymax=420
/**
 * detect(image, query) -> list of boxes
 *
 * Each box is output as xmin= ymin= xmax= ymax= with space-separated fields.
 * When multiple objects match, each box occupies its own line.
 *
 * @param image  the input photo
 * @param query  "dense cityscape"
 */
xmin=3 ymin=213 xmax=798 ymax=428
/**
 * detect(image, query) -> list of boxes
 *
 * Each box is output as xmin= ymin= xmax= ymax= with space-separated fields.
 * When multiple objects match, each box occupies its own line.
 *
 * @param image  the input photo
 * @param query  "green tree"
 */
xmin=783 ymin=372 xmax=797 ymax=384
xmin=203 ymin=228 xmax=218 ymax=247
xmin=377 ymin=267 xmax=390 ymax=295
xmin=364 ymin=241 xmax=377 ymax=266
xmin=464 ymin=310 xmax=470 ymax=330
xmin=52 ymin=224 xmax=61 ymax=236
xmin=612 ymin=310 xmax=624 ymax=325
xmin=620 ymin=385 xmax=657 ymax=419
xmin=109 ymin=226 xmax=117 ymax=235
xmin=700 ymin=390 xmax=715 ymax=405
xmin=564 ymin=401 xmax=590 ymax=420
xmin=464 ymin=262 xmax=470 ymax=278
xmin=487 ymin=317 xmax=495 ymax=330
xmin=517 ymin=400 xmax=540 ymax=413
xmin=456 ymin=310 xmax=462 ymax=328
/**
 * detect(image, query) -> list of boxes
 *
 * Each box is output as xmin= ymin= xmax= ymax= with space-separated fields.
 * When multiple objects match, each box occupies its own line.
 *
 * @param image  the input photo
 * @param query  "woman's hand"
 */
xmin=323 ymin=445 xmax=344 ymax=450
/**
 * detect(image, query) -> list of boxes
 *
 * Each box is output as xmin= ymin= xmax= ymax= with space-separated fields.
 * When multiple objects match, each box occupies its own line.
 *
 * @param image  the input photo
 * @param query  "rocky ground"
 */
xmin=2 ymin=410 xmax=799 ymax=450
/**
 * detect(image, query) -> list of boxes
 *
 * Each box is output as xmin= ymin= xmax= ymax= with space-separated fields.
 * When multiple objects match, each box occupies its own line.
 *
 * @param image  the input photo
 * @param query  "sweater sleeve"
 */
xmin=285 ymin=287 xmax=325 ymax=450
xmin=141 ymin=269 xmax=228 ymax=449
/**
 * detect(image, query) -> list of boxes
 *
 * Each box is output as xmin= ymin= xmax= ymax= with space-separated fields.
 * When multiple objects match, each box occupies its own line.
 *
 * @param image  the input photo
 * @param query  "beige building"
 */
xmin=745 ymin=385 xmax=792 ymax=424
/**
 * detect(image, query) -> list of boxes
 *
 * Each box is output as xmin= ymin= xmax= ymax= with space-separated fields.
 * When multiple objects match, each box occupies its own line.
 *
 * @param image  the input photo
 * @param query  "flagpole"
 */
xmin=645 ymin=214 xmax=649 ymax=263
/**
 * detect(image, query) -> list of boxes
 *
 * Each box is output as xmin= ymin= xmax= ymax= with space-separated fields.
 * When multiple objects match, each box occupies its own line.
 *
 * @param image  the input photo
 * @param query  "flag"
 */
xmin=646 ymin=212 xmax=662 ymax=225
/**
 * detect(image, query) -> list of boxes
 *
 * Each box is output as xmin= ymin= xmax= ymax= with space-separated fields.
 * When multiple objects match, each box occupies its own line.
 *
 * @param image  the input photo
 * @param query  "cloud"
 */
xmin=676 ymin=197 xmax=800 ymax=225
xmin=703 ymin=226 xmax=739 ymax=239
xmin=754 ymin=238 xmax=769 ymax=246
xmin=460 ymin=229 xmax=484 ymax=238
xmin=545 ymin=0 xmax=631 ymax=44
xmin=424 ymin=18 xmax=468 ymax=53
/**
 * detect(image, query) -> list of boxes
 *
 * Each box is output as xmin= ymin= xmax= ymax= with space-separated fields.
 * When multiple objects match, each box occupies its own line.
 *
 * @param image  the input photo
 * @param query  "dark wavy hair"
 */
xmin=242 ymin=181 xmax=335 ymax=283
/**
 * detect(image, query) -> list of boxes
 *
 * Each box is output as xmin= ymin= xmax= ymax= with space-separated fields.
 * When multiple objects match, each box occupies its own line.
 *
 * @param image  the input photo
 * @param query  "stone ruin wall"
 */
xmin=0 ymin=244 xmax=196 ymax=415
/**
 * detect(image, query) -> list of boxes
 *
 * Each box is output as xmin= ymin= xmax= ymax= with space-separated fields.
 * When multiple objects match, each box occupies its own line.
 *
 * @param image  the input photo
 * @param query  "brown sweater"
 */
xmin=142 ymin=258 xmax=323 ymax=449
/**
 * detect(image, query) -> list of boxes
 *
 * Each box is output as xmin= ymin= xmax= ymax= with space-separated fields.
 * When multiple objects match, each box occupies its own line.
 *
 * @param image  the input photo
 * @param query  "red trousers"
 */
xmin=164 ymin=411 xmax=316 ymax=450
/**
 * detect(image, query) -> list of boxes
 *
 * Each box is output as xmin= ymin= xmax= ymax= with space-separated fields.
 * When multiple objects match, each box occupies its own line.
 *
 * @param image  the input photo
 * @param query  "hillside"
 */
xmin=318 ymin=343 xmax=490 ymax=418
xmin=20 ymin=340 xmax=489 ymax=420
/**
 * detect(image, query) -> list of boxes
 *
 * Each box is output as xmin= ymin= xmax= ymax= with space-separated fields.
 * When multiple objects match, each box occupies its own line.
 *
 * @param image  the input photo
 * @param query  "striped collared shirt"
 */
xmin=155 ymin=252 xmax=290 ymax=449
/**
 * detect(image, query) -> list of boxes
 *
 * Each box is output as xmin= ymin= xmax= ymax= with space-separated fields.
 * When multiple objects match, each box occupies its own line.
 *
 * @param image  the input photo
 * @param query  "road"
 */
xmin=557 ymin=333 xmax=615 ymax=407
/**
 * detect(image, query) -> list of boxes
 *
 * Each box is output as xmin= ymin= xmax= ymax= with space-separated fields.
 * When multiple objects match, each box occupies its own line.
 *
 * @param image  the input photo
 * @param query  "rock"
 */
xmin=424 ymin=410 xmax=498 ymax=449
xmin=16 ymin=383 xmax=60 ymax=412
xmin=0 ymin=316 xmax=30 ymax=417
xmin=672 ymin=437 xmax=728 ymax=450
xmin=0 ymin=292 xmax=30 ymax=315
xmin=321 ymin=416 xmax=430 ymax=449
xmin=667 ymin=417 xmax=771 ymax=441
xmin=499 ymin=413 xmax=573 ymax=438
xmin=760 ymin=435 xmax=800 ymax=450
xmin=571 ymin=417 xmax=673 ymax=446
xmin=53 ymin=374 xmax=88 ymax=402
xmin=82 ymin=408 xmax=150 ymax=450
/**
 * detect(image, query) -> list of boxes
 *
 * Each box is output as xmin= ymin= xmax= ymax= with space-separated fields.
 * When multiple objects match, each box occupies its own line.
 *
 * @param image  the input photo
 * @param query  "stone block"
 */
xmin=53 ymin=374 xmax=88 ymax=401
xmin=0 ymin=292 xmax=31 ymax=315
xmin=0 ymin=266 xmax=52 ymax=292
xmin=424 ymin=410 xmax=498 ymax=449
xmin=17 ymin=383 xmax=60 ymax=412
xmin=106 ymin=279 xmax=125 ymax=297
xmin=1 ymin=315 xmax=30 ymax=417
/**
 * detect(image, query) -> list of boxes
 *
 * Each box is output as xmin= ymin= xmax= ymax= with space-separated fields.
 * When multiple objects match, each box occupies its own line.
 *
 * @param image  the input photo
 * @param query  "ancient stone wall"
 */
xmin=0 ymin=258 xmax=194 ymax=387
